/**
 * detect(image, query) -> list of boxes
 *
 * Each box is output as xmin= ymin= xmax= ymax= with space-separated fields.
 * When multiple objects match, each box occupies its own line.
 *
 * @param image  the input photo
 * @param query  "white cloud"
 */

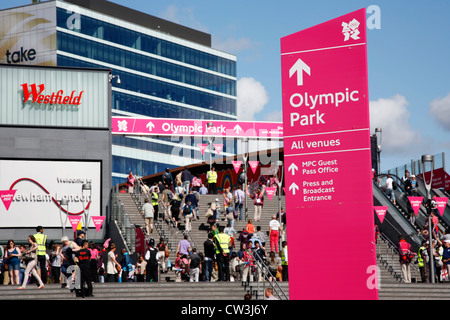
xmin=369 ymin=94 xmax=421 ymax=154
xmin=237 ymin=77 xmax=269 ymax=121
xmin=263 ymin=109 xmax=283 ymax=122
xmin=213 ymin=37 xmax=255 ymax=53
xmin=159 ymin=5 xmax=208 ymax=33
xmin=430 ymin=93 xmax=450 ymax=131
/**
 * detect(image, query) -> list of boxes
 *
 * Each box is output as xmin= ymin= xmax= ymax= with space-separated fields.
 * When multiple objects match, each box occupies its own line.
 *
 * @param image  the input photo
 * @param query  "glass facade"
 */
xmin=55 ymin=4 xmax=237 ymax=185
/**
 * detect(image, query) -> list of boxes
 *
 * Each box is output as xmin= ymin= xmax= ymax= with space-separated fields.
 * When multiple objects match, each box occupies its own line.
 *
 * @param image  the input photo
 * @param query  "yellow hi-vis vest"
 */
xmin=151 ymin=192 xmax=159 ymax=206
xmin=207 ymin=171 xmax=217 ymax=184
xmin=214 ymin=233 xmax=230 ymax=254
xmin=281 ymin=245 xmax=288 ymax=265
xmin=34 ymin=233 xmax=47 ymax=256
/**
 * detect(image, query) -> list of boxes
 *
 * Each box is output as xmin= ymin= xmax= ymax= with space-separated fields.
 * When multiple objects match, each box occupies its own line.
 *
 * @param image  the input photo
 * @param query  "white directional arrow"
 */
xmin=288 ymin=163 xmax=299 ymax=175
xmin=289 ymin=182 xmax=299 ymax=195
xmin=146 ymin=121 xmax=155 ymax=131
xmin=234 ymin=124 xmax=243 ymax=134
xmin=289 ymin=58 xmax=311 ymax=86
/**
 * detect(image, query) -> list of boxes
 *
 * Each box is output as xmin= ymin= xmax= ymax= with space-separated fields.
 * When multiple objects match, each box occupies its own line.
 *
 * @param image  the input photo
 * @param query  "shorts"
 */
xmin=145 ymin=217 xmax=154 ymax=226
xmin=8 ymin=263 xmax=20 ymax=271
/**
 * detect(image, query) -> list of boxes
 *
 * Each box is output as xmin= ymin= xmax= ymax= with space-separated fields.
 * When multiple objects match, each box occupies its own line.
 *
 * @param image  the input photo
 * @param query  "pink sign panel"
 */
xmin=68 ymin=216 xmax=82 ymax=232
xmin=213 ymin=144 xmax=224 ymax=155
xmin=232 ymin=161 xmax=242 ymax=174
xmin=0 ymin=190 xmax=16 ymax=211
xmin=91 ymin=216 xmax=105 ymax=232
xmin=434 ymin=197 xmax=448 ymax=216
xmin=265 ymin=187 xmax=277 ymax=201
xmin=197 ymin=144 xmax=208 ymax=156
xmin=408 ymin=197 xmax=423 ymax=216
xmin=248 ymin=161 xmax=259 ymax=174
xmin=374 ymin=206 xmax=388 ymax=224
xmin=281 ymin=8 xmax=377 ymax=299
xmin=111 ymin=117 xmax=283 ymax=139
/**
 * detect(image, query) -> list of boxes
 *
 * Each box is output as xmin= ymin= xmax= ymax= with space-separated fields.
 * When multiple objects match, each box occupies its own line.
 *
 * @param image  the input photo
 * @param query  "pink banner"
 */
xmin=374 ymin=206 xmax=388 ymax=224
xmin=91 ymin=216 xmax=105 ymax=232
xmin=111 ymin=117 xmax=283 ymax=139
xmin=197 ymin=143 xmax=208 ymax=156
xmin=434 ymin=197 xmax=448 ymax=216
xmin=265 ymin=187 xmax=277 ymax=201
xmin=232 ymin=161 xmax=242 ymax=174
xmin=135 ymin=227 xmax=146 ymax=256
xmin=248 ymin=161 xmax=259 ymax=174
xmin=281 ymin=9 xmax=377 ymax=299
xmin=0 ymin=190 xmax=16 ymax=211
xmin=213 ymin=144 xmax=223 ymax=155
xmin=68 ymin=216 xmax=82 ymax=232
xmin=408 ymin=197 xmax=423 ymax=216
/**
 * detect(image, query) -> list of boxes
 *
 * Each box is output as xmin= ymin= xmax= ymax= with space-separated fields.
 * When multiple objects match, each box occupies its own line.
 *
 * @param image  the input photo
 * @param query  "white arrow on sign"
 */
xmin=146 ymin=121 xmax=155 ymax=131
xmin=289 ymin=58 xmax=311 ymax=86
xmin=234 ymin=124 xmax=243 ymax=134
xmin=289 ymin=182 xmax=299 ymax=195
xmin=288 ymin=163 xmax=298 ymax=175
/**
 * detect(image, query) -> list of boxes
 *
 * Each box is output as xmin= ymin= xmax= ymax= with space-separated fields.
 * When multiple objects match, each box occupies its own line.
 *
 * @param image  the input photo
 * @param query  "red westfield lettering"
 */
xmin=21 ymin=83 xmax=84 ymax=105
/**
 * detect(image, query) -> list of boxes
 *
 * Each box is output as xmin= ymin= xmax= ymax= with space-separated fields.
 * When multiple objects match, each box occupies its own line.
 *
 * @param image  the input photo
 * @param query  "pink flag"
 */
xmin=434 ymin=197 xmax=448 ymax=216
xmin=91 ymin=216 xmax=106 ymax=232
xmin=68 ymin=216 xmax=82 ymax=232
xmin=374 ymin=206 xmax=388 ymax=224
xmin=0 ymin=190 xmax=16 ymax=211
xmin=265 ymin=187 xmax=277 ymax=201
xmin=197 ymin=143 xmax=208 ymax=156
xmin=232 ymin=161 xmax=242 ymax=174
xmin=248 ymin=161 xmax=259 ymax=174
xmin=213 ymin=144 xmax=223 ymax=155
xmin=408 ymin=197 xmax=424 ymax=216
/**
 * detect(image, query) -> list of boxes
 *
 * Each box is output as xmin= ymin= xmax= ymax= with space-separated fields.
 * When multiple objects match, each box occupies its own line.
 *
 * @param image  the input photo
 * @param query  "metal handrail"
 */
xmin=242 ymin=250 xmax=289 ymax=300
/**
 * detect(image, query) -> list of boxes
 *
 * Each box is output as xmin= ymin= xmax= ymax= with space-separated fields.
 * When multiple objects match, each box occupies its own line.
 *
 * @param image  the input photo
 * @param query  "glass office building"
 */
xmin=0 ymin=0 xmax=237 ymax=186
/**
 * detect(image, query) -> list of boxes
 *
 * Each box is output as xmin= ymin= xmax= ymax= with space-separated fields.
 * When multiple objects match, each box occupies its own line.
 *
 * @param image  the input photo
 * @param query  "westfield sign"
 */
xmin=21 ymin=83 xmax=84 ymax=105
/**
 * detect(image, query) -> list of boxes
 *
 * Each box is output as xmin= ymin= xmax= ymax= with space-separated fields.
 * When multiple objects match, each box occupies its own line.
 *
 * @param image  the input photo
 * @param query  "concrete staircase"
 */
xmin=117 ymin=191 xmax=288 ymax=285
xmin=0 ymin=282 xmax=279 ymax=300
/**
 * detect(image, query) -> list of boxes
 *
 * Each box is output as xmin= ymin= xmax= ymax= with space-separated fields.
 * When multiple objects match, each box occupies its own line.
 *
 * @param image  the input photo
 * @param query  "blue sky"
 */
xmin=2 ymin=0 xmax=450 ymax=173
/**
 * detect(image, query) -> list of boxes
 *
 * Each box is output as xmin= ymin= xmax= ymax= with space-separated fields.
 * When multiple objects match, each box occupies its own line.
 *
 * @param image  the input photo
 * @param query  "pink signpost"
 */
xmin=281 ymin=8 xmax=378 ymax=299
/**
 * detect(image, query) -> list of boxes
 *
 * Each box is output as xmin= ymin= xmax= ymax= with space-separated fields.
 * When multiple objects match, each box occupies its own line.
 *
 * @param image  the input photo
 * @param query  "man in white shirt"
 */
xmin=141 ymin=198 xmax=155 ymax=235
xmin=269 ymin=215 xmax=283 ymax=253
xmin=386 ymin=174 xmax=396 ymax=205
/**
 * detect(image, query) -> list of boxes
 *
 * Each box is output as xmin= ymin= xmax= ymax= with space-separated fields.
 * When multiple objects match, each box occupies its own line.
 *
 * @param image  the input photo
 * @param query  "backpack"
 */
xmin=183 ymin=205 xmax=192 ymax=216
xmin=392 ymin=180 xmax=398 ymax=190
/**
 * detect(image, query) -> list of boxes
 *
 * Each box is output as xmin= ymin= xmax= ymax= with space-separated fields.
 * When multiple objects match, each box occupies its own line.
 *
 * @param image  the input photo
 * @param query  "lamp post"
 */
xmin=242 ymin=137 xmax=249 ymax=221
xmin=206 ymin=122 xmax=214 ymax=172
xmin=375 ymin=128 xmax=382 ymax=175
xmin=276 ymin=160 xmax=284 ymax=247
xmin=421 ymin=154 xmax=435 ymax=283
xmin=82 ymin=182 xmax=92 ymax=239
xmin=59 ymin=199 xmax=69 ymax=238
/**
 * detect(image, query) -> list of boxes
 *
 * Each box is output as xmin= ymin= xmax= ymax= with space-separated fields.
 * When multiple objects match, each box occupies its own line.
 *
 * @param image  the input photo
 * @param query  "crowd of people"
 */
xmin=129 ymin=166 xmax=288 ymax=288
xmin=0 ymin=166 xmax=287 ymax=300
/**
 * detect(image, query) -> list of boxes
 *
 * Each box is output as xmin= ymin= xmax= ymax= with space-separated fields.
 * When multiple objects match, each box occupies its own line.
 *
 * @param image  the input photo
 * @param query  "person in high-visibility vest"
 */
xmin=151 ymin=187 xmax=159 ymax=220
xmin=207 ymin=167 xmax=218 ymax=194
xmin=281 ymin=241 xmax=288 ymax=281
xmin=214 ymin=226 xmax=231 ymax=281
xmin=34 ymin=225 xmax=48 ymax=284
xmin=417 ymin=241 xmax=429 ymax=283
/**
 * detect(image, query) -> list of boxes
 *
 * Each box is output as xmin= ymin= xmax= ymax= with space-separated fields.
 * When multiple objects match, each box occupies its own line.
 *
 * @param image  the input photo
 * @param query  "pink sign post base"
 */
xmin=281 ymin=8 xmax=378 ymax=300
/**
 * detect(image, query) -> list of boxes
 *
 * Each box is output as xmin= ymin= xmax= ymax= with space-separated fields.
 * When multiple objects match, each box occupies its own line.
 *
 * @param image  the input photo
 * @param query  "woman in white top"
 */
xmin=18 ymin=235 xmax=45 ymax=289
xmin=106 ymin=243 xmax=121 ymax=282
xmin=269 ymin=215 xmax=283 ymax=253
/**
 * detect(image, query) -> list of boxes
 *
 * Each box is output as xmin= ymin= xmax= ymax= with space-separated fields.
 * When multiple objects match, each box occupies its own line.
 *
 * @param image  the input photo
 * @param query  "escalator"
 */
xmin=372 ymin=178 xmax=422 ymax=252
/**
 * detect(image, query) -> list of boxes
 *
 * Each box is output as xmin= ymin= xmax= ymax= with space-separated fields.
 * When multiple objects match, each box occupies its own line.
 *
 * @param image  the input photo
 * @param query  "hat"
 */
xmin=215 ymin=198 xmax=219 ymax=201
xmin=149 ymin=238 xmax=155 ymax=246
